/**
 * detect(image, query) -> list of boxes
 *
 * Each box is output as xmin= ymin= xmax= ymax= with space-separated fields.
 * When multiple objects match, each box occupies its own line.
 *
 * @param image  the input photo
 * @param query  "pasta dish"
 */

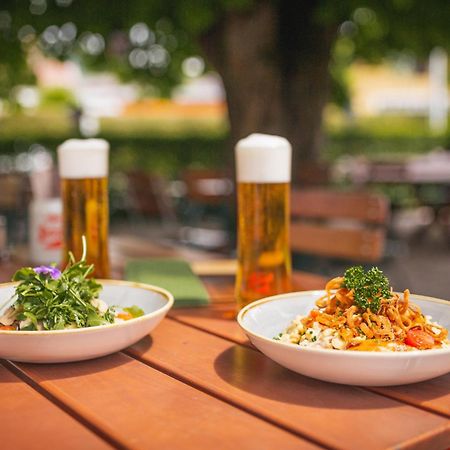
xmin=276 ymin=266 xmax=449 ymax=351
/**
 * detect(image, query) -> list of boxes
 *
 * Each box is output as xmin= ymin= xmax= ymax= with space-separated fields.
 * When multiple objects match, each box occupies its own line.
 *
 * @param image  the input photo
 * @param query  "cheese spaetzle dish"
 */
xmin=275 ymin=266 xmax=449 ymax=352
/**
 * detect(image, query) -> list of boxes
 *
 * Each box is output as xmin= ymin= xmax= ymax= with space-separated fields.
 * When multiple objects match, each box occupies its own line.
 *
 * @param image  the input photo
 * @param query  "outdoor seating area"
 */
xmin=1 ymin=2 xmax=449 ymax=450
xmin=0 ymin=152 xmax=450 ymax=298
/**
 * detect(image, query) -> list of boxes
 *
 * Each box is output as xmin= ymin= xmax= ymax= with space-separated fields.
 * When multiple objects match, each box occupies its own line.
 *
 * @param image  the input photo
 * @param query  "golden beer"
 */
xmin=235 ymin=183 xmax=291 ymax=308
xmin=234 ymin=134 xmax=292 ymax=310
xmin=61 ymin=177 xmax=110 ymax=278
xmin=58 ymin=139 xmax=110 ymax=278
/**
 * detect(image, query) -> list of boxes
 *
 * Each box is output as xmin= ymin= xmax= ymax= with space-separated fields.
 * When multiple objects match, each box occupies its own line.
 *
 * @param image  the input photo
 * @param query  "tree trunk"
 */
xmin=200 ymin=0 xmax=337 ymax=180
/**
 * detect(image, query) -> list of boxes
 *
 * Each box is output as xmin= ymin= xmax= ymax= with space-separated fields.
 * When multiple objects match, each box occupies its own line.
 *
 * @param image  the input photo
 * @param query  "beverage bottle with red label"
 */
xmin=29 ymin=198 xmax=63 ymax=265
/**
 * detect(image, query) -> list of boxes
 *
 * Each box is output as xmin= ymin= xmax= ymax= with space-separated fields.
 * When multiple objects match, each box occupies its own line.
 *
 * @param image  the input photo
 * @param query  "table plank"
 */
xmin=9 ymin=353 xmax=321 ymax=450
xmin=369 ymin=377 xmax=450 ymax=418
xmin=0 ymin=363 xmax=112 ymax=450
xmin=169 ymin=305 xmax=249 ymax=344
xmin=173 ymin=274 xmax=450 ymax=420
xmin=127 ymin=319 xmax=450 ymax=450
xmin=170 ymin=307 xmax=450 ymax=419
xmin=201 ymin=271 xmax=328 ymax=301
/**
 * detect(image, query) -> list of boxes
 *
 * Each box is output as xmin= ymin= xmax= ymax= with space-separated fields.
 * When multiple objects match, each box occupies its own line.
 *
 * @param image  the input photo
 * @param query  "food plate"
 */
xmin=0 ymin=279 xmax=173 ymax=363
xmin=237 ymin=290 xmax=450 ymax=386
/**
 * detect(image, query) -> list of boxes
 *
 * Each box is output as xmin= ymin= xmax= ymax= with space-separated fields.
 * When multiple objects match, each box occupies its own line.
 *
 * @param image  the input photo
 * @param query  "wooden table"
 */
xmin=1 ymin=236 xmax=449 ymax=450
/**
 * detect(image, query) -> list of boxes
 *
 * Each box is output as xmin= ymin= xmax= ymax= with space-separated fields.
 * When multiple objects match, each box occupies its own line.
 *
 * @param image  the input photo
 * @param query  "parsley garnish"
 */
xmin=342 ymin=266 xmax=391 ymax=313
xmin=11 ymin=237 xmax=114 ymax=330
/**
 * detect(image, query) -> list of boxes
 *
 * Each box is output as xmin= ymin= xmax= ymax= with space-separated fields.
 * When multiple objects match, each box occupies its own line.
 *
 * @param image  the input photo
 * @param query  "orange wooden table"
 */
xmin=1 ymin=237 xmax=449 ymax=450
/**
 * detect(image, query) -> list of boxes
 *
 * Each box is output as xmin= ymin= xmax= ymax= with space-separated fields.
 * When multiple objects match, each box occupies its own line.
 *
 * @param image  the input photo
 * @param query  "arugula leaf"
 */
xmin=10 ymin=238 xmax=114 ymax=331
xmin=123 ymin=305 xmax=145 ymax=318
xmin=342 ymin=266 xmax=391 ymax=312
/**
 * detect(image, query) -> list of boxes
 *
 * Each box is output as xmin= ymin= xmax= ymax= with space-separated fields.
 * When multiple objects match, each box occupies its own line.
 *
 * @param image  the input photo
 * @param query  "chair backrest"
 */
xmin=181 ymin=169 xmax=233 ymax=206
xmin=295 ymin=161 xmax=330 ymax=186
xmin=124 ymin=171 xmax=175 ymax=221
xmin=290 ymin=188 xmax=390 ymax=263
xmin=0 ymin=173 xmax=31 ymax=210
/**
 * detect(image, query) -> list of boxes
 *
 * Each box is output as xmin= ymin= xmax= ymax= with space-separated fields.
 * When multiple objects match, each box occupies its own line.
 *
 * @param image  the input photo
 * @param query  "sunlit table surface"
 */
xmin=1 ymin=233 xmax=449 ymax=450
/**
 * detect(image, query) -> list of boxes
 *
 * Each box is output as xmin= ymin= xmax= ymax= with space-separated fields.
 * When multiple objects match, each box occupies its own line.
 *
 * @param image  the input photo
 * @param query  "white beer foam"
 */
xmin=235 ymin=133 xmax=291 ymax=183
xmin=58 ymin=139 xmax=109 ymax=179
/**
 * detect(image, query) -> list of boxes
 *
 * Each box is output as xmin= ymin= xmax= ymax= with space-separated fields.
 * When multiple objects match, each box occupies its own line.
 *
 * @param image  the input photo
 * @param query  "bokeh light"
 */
xmin=0 ymin=11 xmax=12 ymax=30
xmin=339 ymin=21 xmax=357 ymax=37
xmin=55 ymin=0 xmax=73 ymax=6
xmin=182 ymin=56 xmax=205 ymax=78
xmin=18 ymin=25 xmax=36 ymax=43
xmin=15 ymin=86 xmax=40 ymax=109
xmin=129 ymin=23 xmax=154 ymax=47
xmin=79 ymin=32 xmax=105 ymax=55
xmin=42 ymin=25 xmax=59 ymax=45
xmin=29 ymin=0 xmax=47 ymax=16
xmin=148 ymin=44 xmax=169 ymax=69
xmin=353 ymin=7 xmax=376 ymax=26
xmin=59 ymin=22 xmax=77 ymax=43
xmin=129 ymin=48 xmax=149 ymax=69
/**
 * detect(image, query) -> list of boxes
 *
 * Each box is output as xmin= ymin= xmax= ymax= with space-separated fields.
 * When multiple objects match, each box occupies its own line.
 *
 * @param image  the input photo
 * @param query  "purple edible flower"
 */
xmin=34 ymin=265 xmax=61 ymax=280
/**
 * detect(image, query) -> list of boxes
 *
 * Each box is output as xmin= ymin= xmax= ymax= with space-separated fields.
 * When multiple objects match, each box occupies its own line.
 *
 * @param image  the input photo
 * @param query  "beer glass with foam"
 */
xmin=235 ymin=134 xmax=292 ymax=309
xmin=57 ymin=139 xmax=110 ymax=278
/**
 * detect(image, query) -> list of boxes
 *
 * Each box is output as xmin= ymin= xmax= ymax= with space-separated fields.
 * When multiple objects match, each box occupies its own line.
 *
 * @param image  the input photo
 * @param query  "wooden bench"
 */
xmin=291 ymin=188 xmax=390 ymax=263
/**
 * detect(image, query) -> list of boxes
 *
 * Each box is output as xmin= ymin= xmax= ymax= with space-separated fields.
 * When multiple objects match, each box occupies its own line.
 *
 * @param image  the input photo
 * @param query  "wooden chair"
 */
xmin=181 ymin=169 xmax=234 ymax=206
xmin=179 ymin=168 xmax=235 ymax=250
xmin=295 ymin=161 xmax=330 ymax=186
xmin=0 ymin=172 xmax=32 ymax=244
xmin=124 ymin=170 xmax=175 ymax=222
xmin=290 ymin=188 xmax=390 ymax=264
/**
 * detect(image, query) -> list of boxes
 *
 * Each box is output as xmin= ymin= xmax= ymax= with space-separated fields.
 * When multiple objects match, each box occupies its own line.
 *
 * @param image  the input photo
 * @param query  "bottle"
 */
xmin=29 ymin=198 xmax=63 ymax=265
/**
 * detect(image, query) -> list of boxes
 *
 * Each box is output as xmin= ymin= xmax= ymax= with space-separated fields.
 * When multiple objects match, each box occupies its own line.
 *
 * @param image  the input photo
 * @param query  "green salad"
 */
xmin=0 ymin=237 xmax=144 ymax=331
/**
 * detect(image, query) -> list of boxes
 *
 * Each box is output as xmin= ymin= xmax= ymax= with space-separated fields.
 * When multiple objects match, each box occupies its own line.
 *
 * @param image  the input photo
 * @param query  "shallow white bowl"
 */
xmin=0 ymin=279 xmax=173 ymax=363
xmin=238 ymin=290 xmax=450 ymax=386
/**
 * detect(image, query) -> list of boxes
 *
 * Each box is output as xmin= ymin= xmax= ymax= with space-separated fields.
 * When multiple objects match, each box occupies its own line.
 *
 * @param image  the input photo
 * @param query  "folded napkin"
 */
xmin=125 ymin=258 xmax=210 ymax=308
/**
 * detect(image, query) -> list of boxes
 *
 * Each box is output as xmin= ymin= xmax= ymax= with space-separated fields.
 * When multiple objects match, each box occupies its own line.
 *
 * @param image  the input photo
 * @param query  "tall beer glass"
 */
xmin=235 ymin=134 xmax=292 ymax=310
xmin=57 ymin=139 xmax=110 ymax=278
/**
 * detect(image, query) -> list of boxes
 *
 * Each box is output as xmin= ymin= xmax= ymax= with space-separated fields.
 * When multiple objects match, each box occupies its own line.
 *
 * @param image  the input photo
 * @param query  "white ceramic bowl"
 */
xmin=238 ymin=290 xmax=450 ymax=386
xmin=0 ymin=279 xmax=173 ymax=363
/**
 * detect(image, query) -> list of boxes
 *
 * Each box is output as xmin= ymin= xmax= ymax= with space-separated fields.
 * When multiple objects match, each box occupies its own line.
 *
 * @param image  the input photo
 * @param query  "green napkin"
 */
xmin=125 ymin=258 xmax=210 ymax=308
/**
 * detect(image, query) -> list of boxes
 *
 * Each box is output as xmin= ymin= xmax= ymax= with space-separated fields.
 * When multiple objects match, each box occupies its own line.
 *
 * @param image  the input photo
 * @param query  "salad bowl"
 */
xmin=0 ymin=279 xmax=174 ymax=363
xmin=237 ymin=290 xmax=450 ymax=386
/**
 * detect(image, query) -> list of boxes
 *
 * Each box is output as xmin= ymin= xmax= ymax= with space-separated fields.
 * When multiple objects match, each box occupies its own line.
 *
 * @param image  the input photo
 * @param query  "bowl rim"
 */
xmin=0 ymin=279 xmax=174 ymax=335
xmin=237 ymin=290 xmax=450 ymax=357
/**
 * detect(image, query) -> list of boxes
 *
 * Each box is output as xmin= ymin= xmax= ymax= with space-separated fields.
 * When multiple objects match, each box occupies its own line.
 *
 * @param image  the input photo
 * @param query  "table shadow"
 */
xmin=1 ymin=336 xmax=154 ymax=382
xmin=213 ymin=345 xmax=444 ymax=410
xmin=124 ymin=335 xmax=153 ymax=359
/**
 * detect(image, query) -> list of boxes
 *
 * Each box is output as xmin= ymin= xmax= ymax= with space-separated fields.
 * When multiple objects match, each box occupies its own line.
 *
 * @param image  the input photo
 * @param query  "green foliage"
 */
xmin=40 ymin=87 xmax=77 ymax=108
xmin=0 ymin=112 xmax=447 ymax=176
xmin=1 ymin=0 xmax=448 ymax=101
xmin=343 ymin=266 xmax=391 ymax=312
xmin=323 ymin=115 xmax=446 ymax=161
xmin=0 ymin=0 xmax=256 ymax=98
xmin=320 ymin=0 xmax=450 ymax=60
xmin=0 ymin=31 xmax=35 ymax=98
xmin=11 ymin=251 xmax=114 ymax=330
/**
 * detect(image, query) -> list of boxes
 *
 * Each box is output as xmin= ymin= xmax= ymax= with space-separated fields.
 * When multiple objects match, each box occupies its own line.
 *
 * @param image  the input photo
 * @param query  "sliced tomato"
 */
xmin=0 ymin=325 xmax=15 ymax=330
xmin=404 ymin=329 xmax=435 ymax=349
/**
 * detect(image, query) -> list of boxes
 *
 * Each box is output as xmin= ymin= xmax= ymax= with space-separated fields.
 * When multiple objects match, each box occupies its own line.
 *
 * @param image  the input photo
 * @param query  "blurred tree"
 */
xmin=1 ymin=0 xmax=449 ymax=171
